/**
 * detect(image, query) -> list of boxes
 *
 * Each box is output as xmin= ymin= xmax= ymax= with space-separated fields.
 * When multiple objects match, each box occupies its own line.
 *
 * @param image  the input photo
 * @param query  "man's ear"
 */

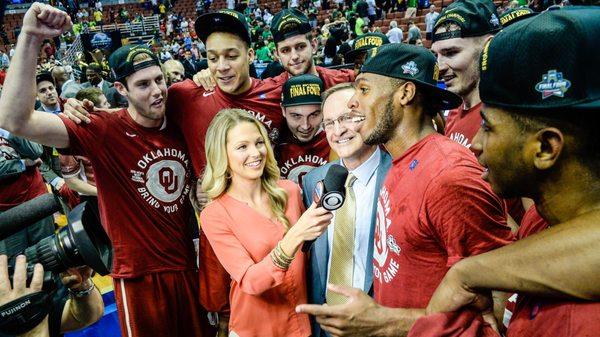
xmin=248 ymin=47 xmax=255 ymax=64
xmin=114 ymin=81 xmax=128 ymax=98
xmin=532 ymin=127 xmax=564 ymax=171
xmin=393 ymin=81 xmax=416 ymax=107
xmin=310 ymin=38 xmax=318 ymax=55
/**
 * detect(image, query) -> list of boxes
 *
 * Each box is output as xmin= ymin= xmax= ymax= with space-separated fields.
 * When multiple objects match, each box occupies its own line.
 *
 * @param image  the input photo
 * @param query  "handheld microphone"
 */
xmin=0 ymin=194 xmax=61 ymax=241
xmin=302 ymin=164 xmax=348 ymax=252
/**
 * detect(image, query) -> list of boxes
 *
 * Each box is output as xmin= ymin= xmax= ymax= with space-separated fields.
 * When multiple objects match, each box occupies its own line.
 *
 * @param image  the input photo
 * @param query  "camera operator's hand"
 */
xmin=59 ymin=266 xmax=93 ymax=291
xmin=0 ymin=255 xmax=50 ymax=337
xmin=0 ymin=255 xmax=44 ymax=306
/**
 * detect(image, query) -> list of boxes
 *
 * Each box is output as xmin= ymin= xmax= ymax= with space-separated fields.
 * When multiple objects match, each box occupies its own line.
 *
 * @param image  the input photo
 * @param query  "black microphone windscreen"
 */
xmin=323 ymin=164 xmax=348 ymax=193
xmin=302 ymin=164 xmax=349 ymax=252
xmin=0 ymin=194 xmax=61 ymax=241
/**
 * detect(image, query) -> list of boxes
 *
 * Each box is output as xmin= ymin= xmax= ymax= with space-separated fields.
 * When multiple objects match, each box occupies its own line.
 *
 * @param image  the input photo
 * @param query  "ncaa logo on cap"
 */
xmin=535 ymin=70 xmax=571 ymax=99
xmin=489 ymin=13 xmax=500 ymax=28
xmin=402 ymin=61 xmax=419 ymax=76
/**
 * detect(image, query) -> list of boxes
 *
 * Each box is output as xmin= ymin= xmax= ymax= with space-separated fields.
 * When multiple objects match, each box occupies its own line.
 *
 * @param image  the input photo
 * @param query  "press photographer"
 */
xmin=0 ymin=195 xmax=111 ymax=337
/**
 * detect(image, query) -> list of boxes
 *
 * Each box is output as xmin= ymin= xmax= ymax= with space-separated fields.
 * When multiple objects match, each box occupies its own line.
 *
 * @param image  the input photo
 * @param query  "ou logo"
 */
xmin=287 ymin=164 xmax=315 ymax=186
xmin=373 ymin=198 xmax=390 ymax=268
xmin=145 ymin=160 xmax=186 ymax=203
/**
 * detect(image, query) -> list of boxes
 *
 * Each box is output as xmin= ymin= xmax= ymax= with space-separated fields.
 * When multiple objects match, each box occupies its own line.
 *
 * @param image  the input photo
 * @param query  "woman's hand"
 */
xmin=280 ymin=203 xmax=333 ymax=256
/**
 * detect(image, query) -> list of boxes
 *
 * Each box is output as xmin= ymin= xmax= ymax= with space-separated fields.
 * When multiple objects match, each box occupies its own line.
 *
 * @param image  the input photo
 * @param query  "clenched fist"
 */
xmin=21 ymin=2 xmax=73 ymax=41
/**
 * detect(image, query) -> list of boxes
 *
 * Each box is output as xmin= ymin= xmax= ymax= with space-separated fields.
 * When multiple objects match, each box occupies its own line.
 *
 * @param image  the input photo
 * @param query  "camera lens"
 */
xmin=23 ymin=201 xmax=112 ymax=276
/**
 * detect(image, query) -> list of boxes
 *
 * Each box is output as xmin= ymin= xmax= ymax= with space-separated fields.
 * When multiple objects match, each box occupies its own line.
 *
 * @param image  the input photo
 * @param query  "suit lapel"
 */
xmin=363 ymin=150 xmax=392 ymax=293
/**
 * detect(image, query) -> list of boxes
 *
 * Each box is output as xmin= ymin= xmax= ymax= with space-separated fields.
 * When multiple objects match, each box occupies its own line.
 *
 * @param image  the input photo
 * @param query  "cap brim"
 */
xmin=282 ymin=100 xmax=322 ymax=107
xmin=418 ymin=82 xmax=463 ymax=110
xmin=360 ymin=69 xmax=462 ymax=110
xmin=273 ymin=25 xmax=312 ymax=43
xmin=195 ymin=12 xmax=250 ymax=45
xmin=570 ymin=98 xmax=600 ymax=109
xmin=484 ymin=97 xmax=600 ymax=110
xmin=344 ymin=48 xmax=364 ymax=63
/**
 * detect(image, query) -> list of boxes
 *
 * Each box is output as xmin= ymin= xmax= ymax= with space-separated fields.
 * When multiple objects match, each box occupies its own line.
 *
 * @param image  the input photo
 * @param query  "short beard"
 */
xmin=364 ymin=98 xmax=396 ymax=145
xmin=287 ymin=61 xmax=313 ymax=76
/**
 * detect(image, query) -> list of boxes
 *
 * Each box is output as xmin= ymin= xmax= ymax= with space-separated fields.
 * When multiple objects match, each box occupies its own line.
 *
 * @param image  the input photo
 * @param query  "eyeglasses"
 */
xmin=321 ymin=113 xmax=366 ymax=131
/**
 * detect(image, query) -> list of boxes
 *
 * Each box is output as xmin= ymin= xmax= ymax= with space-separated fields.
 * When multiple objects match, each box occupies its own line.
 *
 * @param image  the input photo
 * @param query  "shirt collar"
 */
xmin=341 ymin=147 xmax=381 ymax=187
xmin=41 ymin=103 xmax=61 ymax=114
xmin=159 ymin=117 xmax=167 ymax=130
xmin=0 ymin=128 xmax=10 ymax=138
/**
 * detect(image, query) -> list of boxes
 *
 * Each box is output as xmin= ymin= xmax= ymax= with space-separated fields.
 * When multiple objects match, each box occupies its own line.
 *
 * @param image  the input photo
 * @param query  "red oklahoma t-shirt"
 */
xmin=276 ymin=129 xmax=330 ymax=187
xmin=168 ymin=67 xmax=354 ymax=178
xmin=445 ymin=102 xmax=483 ymax=151
xmin=507 ymin=207 xmax=600 ymax=337
xmin=168 ymin=78 xmax=284 ymax=178
xmin=373 ymin=133 xmax=514 ymax=308
xmin=445 ymin=102 xmax=525 ymax=224
xmin=276 ymin=66 xmax=355 ymax=90
xmin=59 ymin=110 xmax=196 ymax=278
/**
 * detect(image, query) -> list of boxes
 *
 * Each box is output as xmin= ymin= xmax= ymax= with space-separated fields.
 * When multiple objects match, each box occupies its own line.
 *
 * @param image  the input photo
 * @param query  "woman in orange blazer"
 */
xmin=200 ymin=109 xmax=333 ymax=337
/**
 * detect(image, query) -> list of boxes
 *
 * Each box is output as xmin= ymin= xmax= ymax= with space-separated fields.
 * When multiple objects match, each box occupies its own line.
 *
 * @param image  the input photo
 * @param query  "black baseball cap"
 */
xmin=480 ymin=6 xmax=599 ymax=110
xmin=271 ymin=9 xmax=312 ymax=43
xmin=432 ymin=0 xmax=501 ymax=42
xmin=36 ymin=72 xmax=55 ymax=86
xmin=195 ymin=10 xmax=252 ymax=46
xmin=361 ymin=44 xmax=462 ymax=110
xmin=345 ymin=32 xmax=390 ymax=63
xmin=281 ymin=74 xmax=324 ymax=107
xmin=499 ymin=7 xmax=536 ymax=27
xmin=108 ymin=44 xmax=161 ymax=82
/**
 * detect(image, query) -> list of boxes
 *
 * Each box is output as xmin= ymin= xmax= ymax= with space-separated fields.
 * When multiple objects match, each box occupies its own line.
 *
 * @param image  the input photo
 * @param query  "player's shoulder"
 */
xmin=428 ymin=134 xmax=477 ymax=162
xmin=168 ymin=79 xmax=208 ymax=98
xmin=69 ymin=108 xmax=121 ymax=126
xmin=266 ymin=70 xmax=290 ymax=84
xmin=416 ymin=135 xmax=482 ymax=182
xmin=254 ymin=75 xmax=285 ymax=91
xmin=316 ymin=66 xmax=356 ymax=83
xmin=247 ymin=77 xmax=285 ymax=103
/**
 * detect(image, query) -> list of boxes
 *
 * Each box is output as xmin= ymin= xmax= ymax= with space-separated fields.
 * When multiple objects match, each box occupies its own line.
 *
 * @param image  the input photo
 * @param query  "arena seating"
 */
xmin=1 ymin=0 xmax=506 ymax=46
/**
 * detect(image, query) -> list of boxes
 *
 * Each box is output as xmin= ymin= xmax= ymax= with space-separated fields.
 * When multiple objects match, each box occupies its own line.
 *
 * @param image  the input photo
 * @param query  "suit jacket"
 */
xmin=301 ymin=148 xmax=392 ymax=337
xmin=182 ymin=58 xmax=203 ymax=80
xmin=80 ymin=80 xmax=128 ymax=108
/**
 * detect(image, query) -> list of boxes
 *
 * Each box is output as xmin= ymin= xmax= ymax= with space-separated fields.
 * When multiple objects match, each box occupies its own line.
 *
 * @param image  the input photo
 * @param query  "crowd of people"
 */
xmin=0 ymin=0 xmax=598 ymax=337
xmin=0 ymin=0 xmax=556 ymax=87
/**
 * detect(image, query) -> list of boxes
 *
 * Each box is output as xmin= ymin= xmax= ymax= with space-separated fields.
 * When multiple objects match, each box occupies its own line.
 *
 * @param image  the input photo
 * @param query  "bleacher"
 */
xmin=2 ymin=2 xmax=153 ymax=43
xmin=1 ymin=0 xmax=507 ymax=47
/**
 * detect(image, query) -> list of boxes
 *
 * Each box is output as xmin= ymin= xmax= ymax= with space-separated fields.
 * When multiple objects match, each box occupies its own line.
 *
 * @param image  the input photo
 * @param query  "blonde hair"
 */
xmin=202 ymin=109 xmax=291 ymax=229
xmin=132 ymin=52 xmax=153 ymax=65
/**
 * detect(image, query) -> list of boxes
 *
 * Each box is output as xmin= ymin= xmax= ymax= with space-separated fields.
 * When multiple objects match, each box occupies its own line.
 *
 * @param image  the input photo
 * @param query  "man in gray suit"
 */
xmin=81 ymin=63 xmax=127 ymax=108
xmin=301 ymin=82 xmax=391 ymax=337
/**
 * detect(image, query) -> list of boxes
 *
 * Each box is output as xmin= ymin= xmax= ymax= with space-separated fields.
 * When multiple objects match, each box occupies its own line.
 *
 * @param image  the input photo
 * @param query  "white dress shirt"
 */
xmin=387 ymin=27 xmax=404 ymax=43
